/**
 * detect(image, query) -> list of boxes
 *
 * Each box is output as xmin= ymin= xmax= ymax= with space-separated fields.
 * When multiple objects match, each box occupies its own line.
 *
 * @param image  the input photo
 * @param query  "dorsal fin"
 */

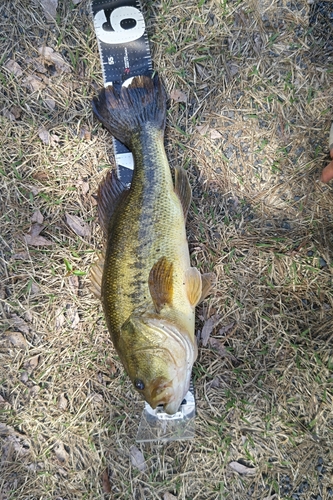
xmin=174 ymin=166 xmax=192 ymax=219
xmin=148 ymin=257 xmax=173 ymax=313
xmin=97 ymin=170 xmax=128 ymax=235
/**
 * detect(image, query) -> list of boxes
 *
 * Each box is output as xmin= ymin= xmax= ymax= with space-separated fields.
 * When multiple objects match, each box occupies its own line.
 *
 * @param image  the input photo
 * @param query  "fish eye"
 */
xmin=134 ymin=379 xmax=145 ymax=391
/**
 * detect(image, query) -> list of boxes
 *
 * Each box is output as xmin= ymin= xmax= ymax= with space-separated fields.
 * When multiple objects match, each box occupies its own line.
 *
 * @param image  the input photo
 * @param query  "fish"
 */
xmin=90 ymin=75 xmax=213 ymax=415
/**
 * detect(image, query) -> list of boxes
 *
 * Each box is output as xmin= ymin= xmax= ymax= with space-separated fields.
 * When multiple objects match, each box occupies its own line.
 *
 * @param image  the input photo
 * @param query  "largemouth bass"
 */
xmin=91 ymin=75 xmax=213 ymax=414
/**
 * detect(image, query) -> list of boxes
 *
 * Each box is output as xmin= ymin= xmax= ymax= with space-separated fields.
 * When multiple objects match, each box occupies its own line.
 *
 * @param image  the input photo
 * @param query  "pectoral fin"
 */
xmin=89 ymin=250 xmax=105 ymax=299
xmin=174 ymin=166 xmax=192 ymax=219
xmin=199 ymin=273 xmax=215 ymax=303
xmin=185 ymin=267 xmax=202 ymax=307
xmin=148 ymin=257 xmax=174 ymax=313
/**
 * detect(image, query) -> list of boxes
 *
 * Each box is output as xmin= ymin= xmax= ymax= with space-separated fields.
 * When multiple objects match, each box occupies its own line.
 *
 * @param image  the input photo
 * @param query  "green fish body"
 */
xmin=91 ymin=75 xmax=213 ymax=414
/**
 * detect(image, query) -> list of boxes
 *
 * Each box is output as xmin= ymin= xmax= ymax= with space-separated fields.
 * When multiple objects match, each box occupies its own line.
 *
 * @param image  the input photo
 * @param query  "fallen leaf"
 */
xmin=201 ymin=314 xmax=221 ymax=346
xmin=23 ymin=75 xmax=46 ymax=92
xmin=38 ymin=46 xmax=71 ymax=73
xmin=4 ymin=331 xmax=28 ymax=349
xmin=72 ymin=0 xmax=82 ymax=4
xmin=196 ymin=124 xmax=209 ymax=136
xmin=3 ymin=109 xmax=16 ymax=121
xmin=4 ymin=59 xmax=23 ymax=77
xmin=106 ymin=358 xmax=117 ymax=376
xmin=164 ymin=493 xmax=177 ymax=500
xmin=31 ymin=209 xmax=44 ymax=224
xmin=20 ymin=372 xmax=29 ymax=384
xmin=68 ymin=275 xmax=79 ymax=294
xmin=58 ymin=393 xmax=68 ymax=410
xmin=210 ymin=129 xmax=222 ymax=139
xmin=208 ymin=377 xmax=219 ymax=389
xmin=10 ymin=314 xmax=29 ymax=335
xmin=24 ymin=224 xmax=53 ymax=246
xmin=170 ymin=89 xmax=187 ymax=103
xmin=55 ymin=308 xmax=65 ymax=330
xmin=229 ymin=461 xmax=256 ymax=475
xmin=77 ymin=179 xmax=90 ymax=194
xmin=65 ymin=305 xmax=80 ymax=329
xmin=102 ymin=469 xmax=112 ymax=494
xmin=11 ymin=105 xmax=21 ymax=119
xmin=38 ymin=126 xmax=59 ymax=146
xmin=65 ymin=213 xmax=91 ymax=238
xmin=91 ymin=393 xmax=104 ymax=406
xmin=219 ymin=322 xmax=235 ymax=335
xmin=31 ymin=282 xmax=40 ymax=295
xmin=79 ymin=127 xmax=91 ymax=141
xmin=54 ymin=441 xmax=69 ymax=464
xmin=26 ymin=56 xmax=47 ymax=74
xmin=44 ymin=98 xmax=56 ymax=110
xmin=29 ymin=385 xmax=40 ymax=397
xmin=209 ymin=338 xmax=228 ymax=358
xmin=23 ymin=354 xmax=40 ymax=374
xmin=130 ymin=445 xmax=146 ymax=472
xmin=39 ymin=0 xmax=58 ymax=22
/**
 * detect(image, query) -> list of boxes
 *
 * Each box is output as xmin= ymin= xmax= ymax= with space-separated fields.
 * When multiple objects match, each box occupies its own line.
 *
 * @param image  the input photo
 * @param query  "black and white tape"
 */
xmin=91 ymin=0 xmax=152 ymax=184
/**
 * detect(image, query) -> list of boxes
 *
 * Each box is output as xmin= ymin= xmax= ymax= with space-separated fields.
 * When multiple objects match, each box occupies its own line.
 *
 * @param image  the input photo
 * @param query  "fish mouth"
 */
xmin=149 ymin=376 xmax=190 ymax=415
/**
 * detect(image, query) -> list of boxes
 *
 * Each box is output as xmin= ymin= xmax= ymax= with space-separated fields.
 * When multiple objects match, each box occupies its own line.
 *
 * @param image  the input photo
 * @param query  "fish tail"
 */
xmin=92 ymin=74 xmax=166 ymax=147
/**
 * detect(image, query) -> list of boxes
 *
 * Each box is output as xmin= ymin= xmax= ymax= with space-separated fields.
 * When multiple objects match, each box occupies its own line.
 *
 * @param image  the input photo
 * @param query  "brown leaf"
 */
xmin=209 ymin=338 xmax=228 ymax=358
xmin=38 ymin=46 xmax=71 ymax=73
xmin=164 ymin=493 xmax=177 ymax=500
xmin=24 ymin=224 xmax=52 ymax=246
xmin=201 ymin=314 xmax=221 ymax=346
xmin=210 ymin=129 xmax=222 ymax=139
xmin=3 ymin=109 xmax=16 ymax=121
xmin=23 ymin=75 xmax=46 ymax=92
xmin=54 ymin=441 xmax=69 ymax=464
xmin=11 ymin=106 xmax=22 ymax=119
xmin=31 ymin=282 xmax=40 ymax=295
xmin=44 ymin=98 xmax=56 ymax=110
xmin=10 ymin=314 xmax=29 ymax=335
xmin=130 ymin=445 xmax=146 ymax=471
xmin=31 ymin=209 xmax=44 ymax=224
xmin=68 ymin=275 xmax=79 ymax=295
xmin=38 ymin=126 xmax=59 ymax=146
xmin=58 ymin=393 xmax=68 ymax=411
xmin=55 ymin=308 xmax=65 ymax=330
xmin=219 ymin=322 xmax=235 ymax=335
xmin=4 ymin=59 xmax=23 ymax=77
xmin=66 ymin=305 xmax=80 ymax=329
xmin=229 ymin=461 xmax=256 ymax=475
xmin=39 ymin=0 xmax=58 ymax=22
xmin=106 ymin=358 xmax=117 ymax=376
xmin=23 ymin=354 xmax=40 ymax=374
xmin=65 ymin=213 xmax=91 ymax=238
xmin=102 ymin=469 xmax=112 ymax=494
xmin=79 ymin=127 xmax=91 ymax=141
xmin=170 ymin=89 xmax=187 ymax=103
xmin=196 ymin=124 xmax=209 ymax=136
xmin=4 ymin=331 xmax=28 ymax=349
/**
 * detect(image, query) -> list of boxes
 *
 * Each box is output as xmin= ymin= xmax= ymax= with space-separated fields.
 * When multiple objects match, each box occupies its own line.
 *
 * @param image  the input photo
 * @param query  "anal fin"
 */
xmin=89 ymin=250 xmax=105 ymax=299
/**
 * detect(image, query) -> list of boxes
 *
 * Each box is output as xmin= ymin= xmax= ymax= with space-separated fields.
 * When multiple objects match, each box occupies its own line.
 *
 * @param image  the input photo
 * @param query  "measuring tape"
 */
xmin=91 ymin=1 xmax=196 ymax=438
xmin=91 ymin=0 xmax=152 ymax=184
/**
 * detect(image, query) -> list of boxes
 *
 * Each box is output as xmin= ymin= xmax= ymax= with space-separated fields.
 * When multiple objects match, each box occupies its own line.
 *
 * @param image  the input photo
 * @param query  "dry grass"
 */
xmin=1 ymin=0 xmax=333 ymax=499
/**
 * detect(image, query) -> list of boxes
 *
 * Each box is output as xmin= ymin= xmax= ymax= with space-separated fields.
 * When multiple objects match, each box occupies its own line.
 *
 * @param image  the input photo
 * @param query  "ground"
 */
xmin=1 ymin=0 xmax=333 ymax=499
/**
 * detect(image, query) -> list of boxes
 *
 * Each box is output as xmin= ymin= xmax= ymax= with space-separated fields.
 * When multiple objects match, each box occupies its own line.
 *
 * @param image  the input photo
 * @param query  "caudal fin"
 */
xmin=92 ymin=74 xmax=166 ymax=148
